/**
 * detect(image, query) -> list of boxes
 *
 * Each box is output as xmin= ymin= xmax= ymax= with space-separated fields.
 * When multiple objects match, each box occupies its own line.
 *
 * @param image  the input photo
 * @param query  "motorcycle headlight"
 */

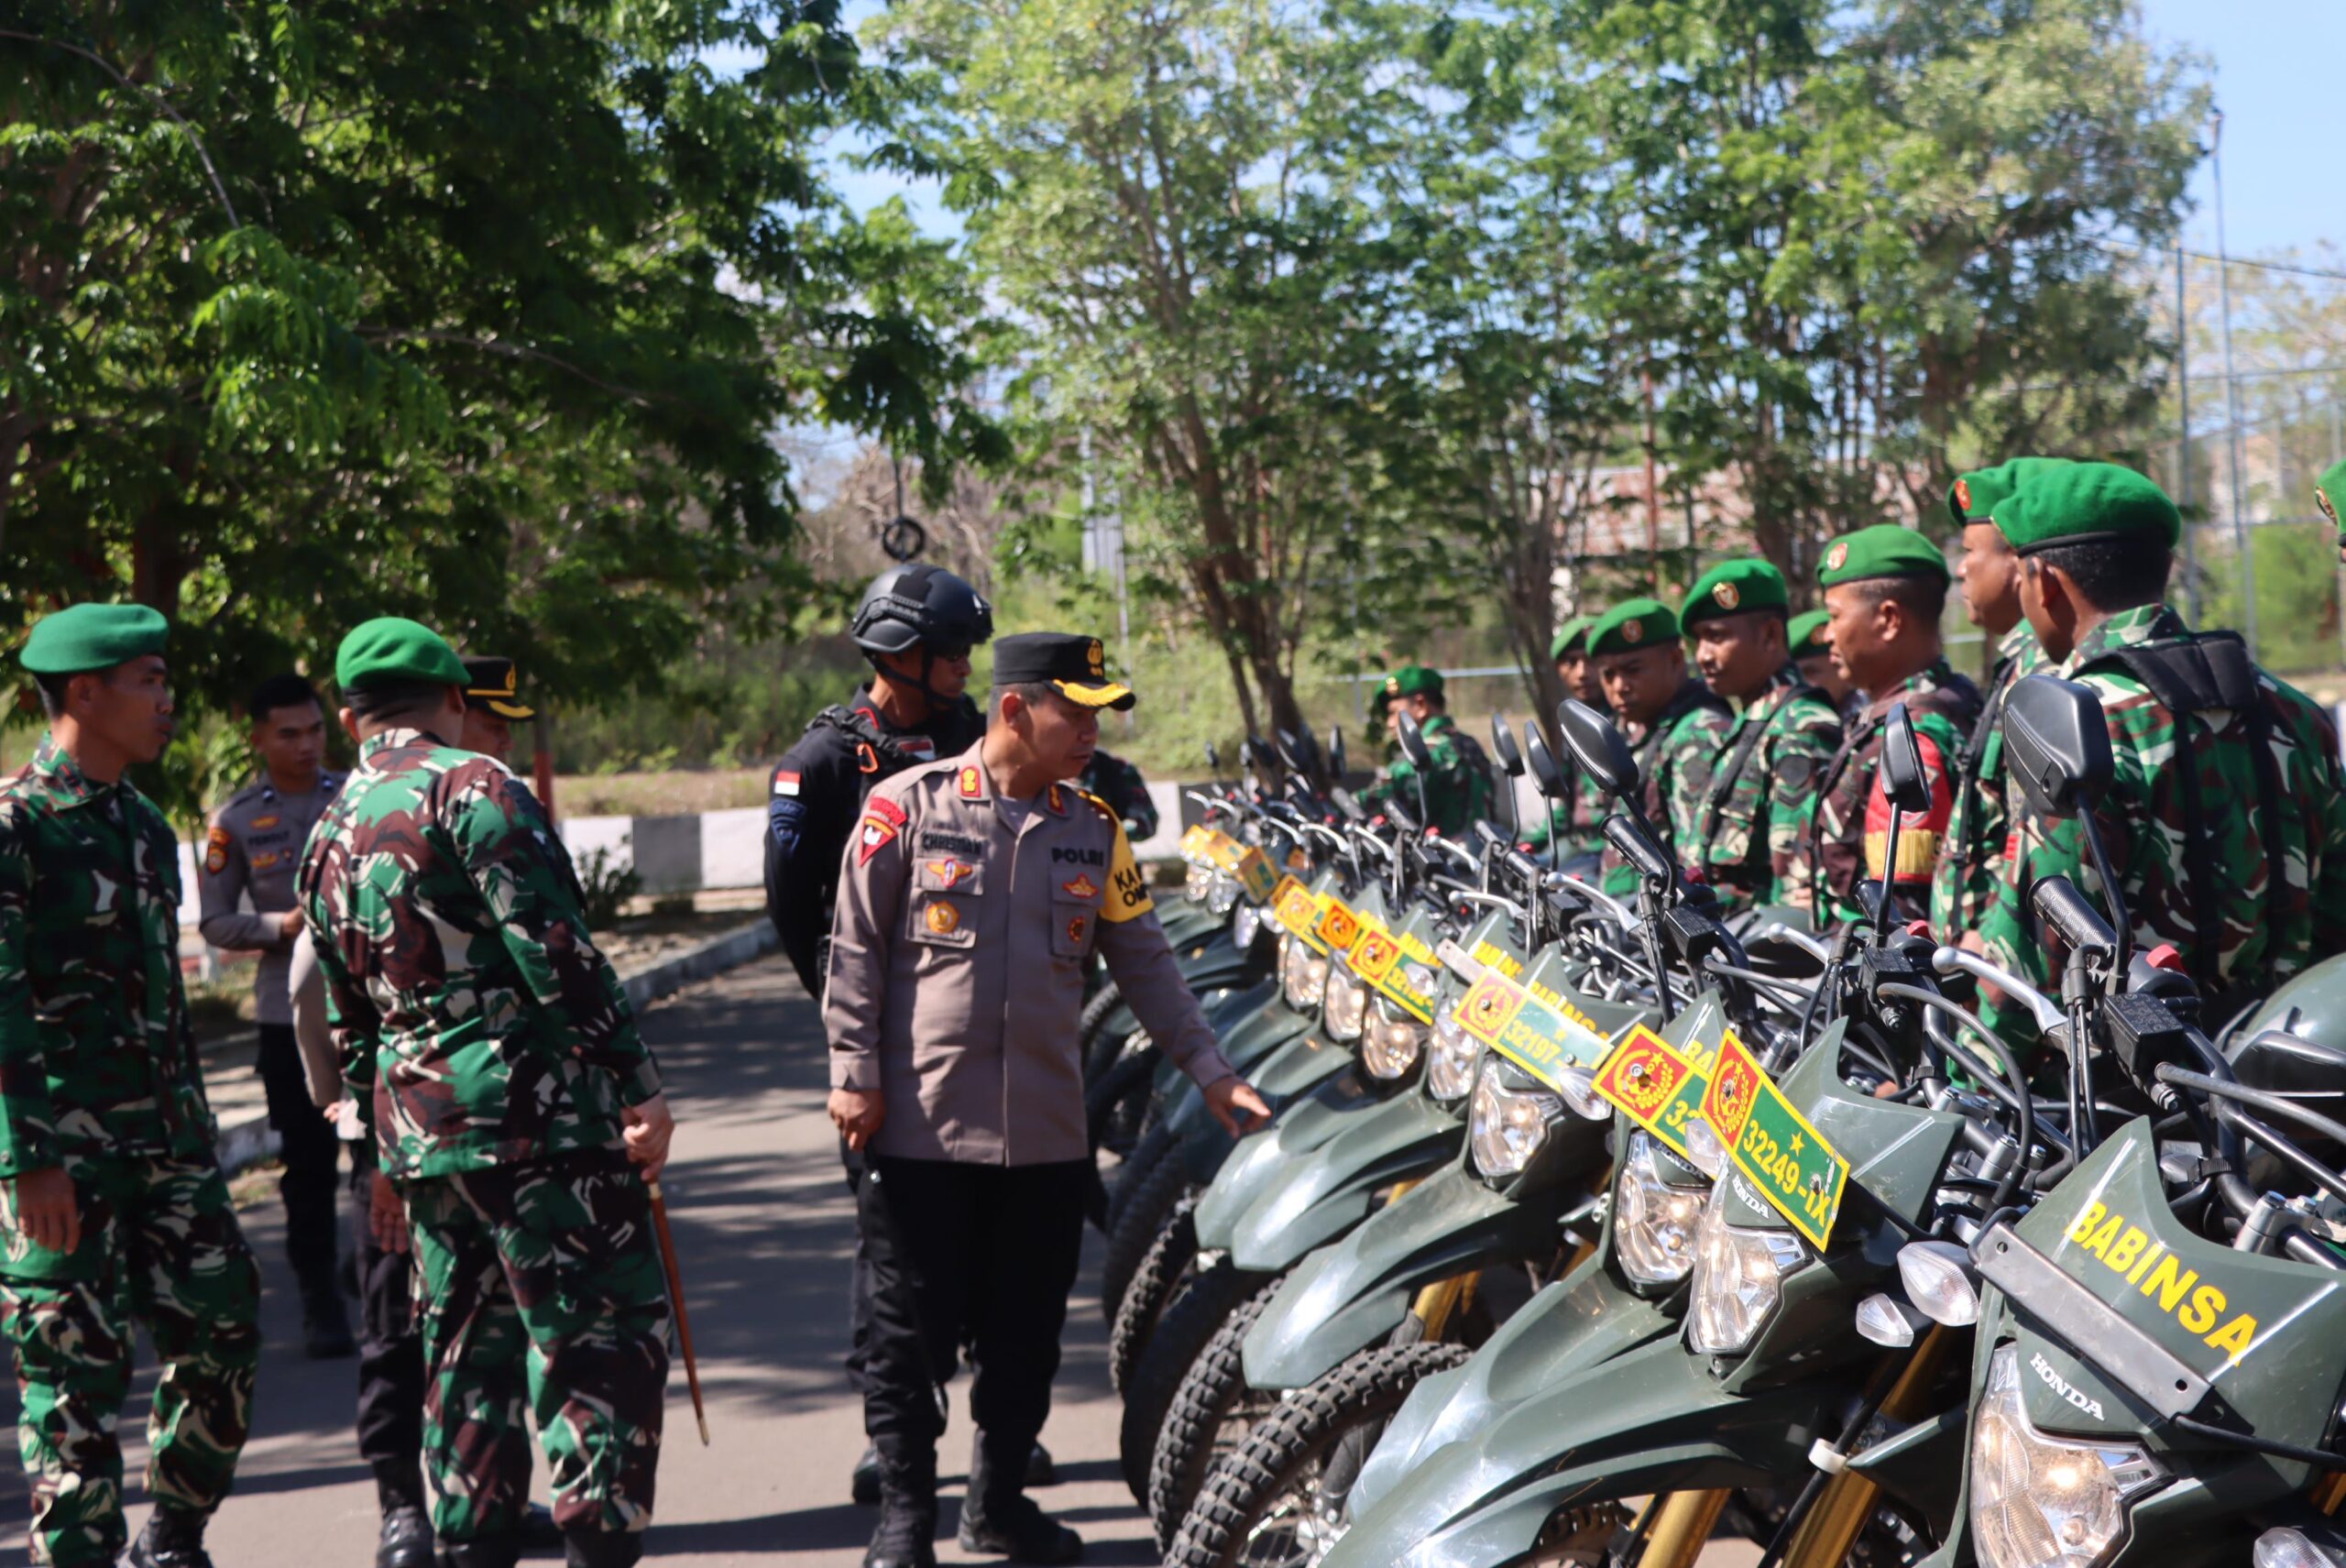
xmin=1470 ymin=1060 xmax=1562 ymax=1179
xmin=1361 ymin=1000 xmax=1427 ymax=1081
xmin=1427 ymin=1011 xmax=1479 ymax=1102
xmin=1185 ymin=863 xmax=1215 ymax=903
xmin=1687 ymin=1179 xmax=1809 ymax=1354
xmin=1614 ymin=1131 xmax=1709 ymax=1287
xmin=1324 ymin=965 xmax=1369 ymax=1043
xmin=1233 ymin=901 xmax=1263 ymax=950
xmin=1971 ymin=1343 xmax=2164 ymax=1568
xmin=1282 ymin=935 xmax=1330 ymax=1010
xmin=1205 ymin=872 xmax=1243 ymax=916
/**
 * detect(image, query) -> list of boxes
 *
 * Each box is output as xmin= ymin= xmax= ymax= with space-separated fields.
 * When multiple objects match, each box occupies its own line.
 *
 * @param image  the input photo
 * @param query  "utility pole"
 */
xmin=2212 ymin=109 xmax=2256 ymax=656
xmin=2176 ymin=243 xmax=2198 ymax=624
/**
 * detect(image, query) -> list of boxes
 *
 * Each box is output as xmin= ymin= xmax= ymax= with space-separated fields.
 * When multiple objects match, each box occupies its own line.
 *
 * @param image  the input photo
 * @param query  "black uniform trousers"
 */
xmin=859 ymin=1156 xmax=1087 ymax=1459
xmin=349 ymin=1144 xmax=427 ymax=1506
xmin=258 ymin=1024 xmax=344 ymax=1292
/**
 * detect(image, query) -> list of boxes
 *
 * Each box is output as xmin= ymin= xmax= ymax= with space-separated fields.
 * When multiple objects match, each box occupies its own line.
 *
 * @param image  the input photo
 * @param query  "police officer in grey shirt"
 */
xmin=827 ymin=632 xmax=1271 ymax=1568
xmin=198 ymin=673 xmax=355 ymax=1358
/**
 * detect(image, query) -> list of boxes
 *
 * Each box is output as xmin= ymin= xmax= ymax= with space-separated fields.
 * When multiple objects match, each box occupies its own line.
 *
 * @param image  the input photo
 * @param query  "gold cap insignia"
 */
xmin=1622 ymin=618 xmax=1646 ymax=644
xmin=1087 ymin=638 xmax=1105 ymax=676
xmin=1953 ymin=477 xmax=1972 ymax=515
xmin=1825 ymin=543 xmax=1849 ymax=571
xmin=1713 ymin=582 xmax=1739 ymax=609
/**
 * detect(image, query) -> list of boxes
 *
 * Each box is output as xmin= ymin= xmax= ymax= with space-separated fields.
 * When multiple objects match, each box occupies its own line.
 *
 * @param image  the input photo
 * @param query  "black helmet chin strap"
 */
xmin=869 ymin=644 xmax=959 ymax=720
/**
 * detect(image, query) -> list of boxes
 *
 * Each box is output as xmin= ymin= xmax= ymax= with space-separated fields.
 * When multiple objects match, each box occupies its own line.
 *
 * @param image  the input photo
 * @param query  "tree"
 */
xmin=1 ymin=0 xmax=1000 ymax=796
xmin=877 ymin=0 xmax=1408 ymax=740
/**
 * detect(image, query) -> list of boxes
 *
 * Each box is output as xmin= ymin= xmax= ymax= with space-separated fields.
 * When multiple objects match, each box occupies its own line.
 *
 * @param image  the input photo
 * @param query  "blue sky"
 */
xmin=2143 ymin=0 xmax=2344 ymax=259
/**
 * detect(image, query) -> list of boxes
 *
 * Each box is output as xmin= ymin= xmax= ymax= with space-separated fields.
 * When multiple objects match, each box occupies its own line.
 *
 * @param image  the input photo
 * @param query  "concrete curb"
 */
xmin=220 ymin=918 xmax=781 ymax=1177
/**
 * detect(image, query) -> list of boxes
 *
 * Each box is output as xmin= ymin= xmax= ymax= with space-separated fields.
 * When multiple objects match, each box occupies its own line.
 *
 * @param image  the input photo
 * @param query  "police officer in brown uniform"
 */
xmin=827 ymin=632 xmax=1272 ymax=1568
xmin=198 ymin=674 xmax=355 ymax=1360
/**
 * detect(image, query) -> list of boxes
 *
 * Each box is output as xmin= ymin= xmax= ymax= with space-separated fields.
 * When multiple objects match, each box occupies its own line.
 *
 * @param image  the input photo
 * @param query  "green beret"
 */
xmin=1549 ymin=616 xmax=1597 ymax=663
xmin=335 ymin=617 xmax=469 ymax=691
xmin=1380 ymin=663 xmax=1443 ymax=703
xmin=1681 ymin=559 xmax=1789 ymax=629
xmin=2318 ymin=458 xmax=2346 ymax=547
xmin=1587 ymin=598 xmax=1679 ymax=658
xmin=1787 ymin=609 xmax=1832 ymax=660
xmin=21 ymin=604 xmax=170 ymax=675
xmin=1992 ymin=463 xmax=2179 ymax=557
xmin=1817 ymin=525 xmax=1948 ymax=589
xmin=1946 ymin=456 xmax=2075 ymax=528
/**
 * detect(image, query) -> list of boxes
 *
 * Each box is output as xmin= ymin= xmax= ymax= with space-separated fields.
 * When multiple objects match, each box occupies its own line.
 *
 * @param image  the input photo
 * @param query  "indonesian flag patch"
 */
xmin=773 ymin=771 xmax=802 ymax=796
xmin=858 ymin=796 xmax=908 ymax=864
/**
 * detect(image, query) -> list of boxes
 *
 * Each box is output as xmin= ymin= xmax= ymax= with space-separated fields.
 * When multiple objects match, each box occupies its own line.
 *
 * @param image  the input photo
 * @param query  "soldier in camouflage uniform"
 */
xmin=1522 ymin=617 xmax=1611 ymax=858
xmin=1929 ymin=459 xmax=2067 ymax=939
xmin=1806 ymin=525 xmax=1981 ymax=926
xmin=1788 ymin=609 xmax=1854 ymax=715
xmin=1079 ymin=746 xmax=1157 ymax=840
xmin=1977 ymin=466 xmax=2346 ymax=1043
xmin=1362 ymin=664 xmax=1496 ymax=835
xmin=0 ymin=604 xmax=260 ymax=1568
xmin=1676 ymin=562 xmax=1842 ymax=913
xmin=300 ymin=619 xmax=673 ymax=1568
xmin=1586 ymin=598 xmax=1733 ymax=896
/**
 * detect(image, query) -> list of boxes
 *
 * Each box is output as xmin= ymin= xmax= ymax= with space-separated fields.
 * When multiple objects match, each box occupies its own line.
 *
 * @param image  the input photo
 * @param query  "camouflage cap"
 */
xmin=1586 ymin=598 xmax=1678 ymax=657
xmin=1549 ymin=616 xmax=1597 ymax=663
xmin=1380 ymin=663 xmax=1444 ymax=703
xmin=1992 ymin=463 xmax=2179 ymax=556
xmin=20 ymin=603 xmax=170 ymax=675
xmin=2319 ymin=457 xmax=2346 ymax=547
xmin=1787 ymin=609 xmax=1833 ymax=661
xmin=1681 ymin=559 xmax=1789 ymax=629
xmin=335 ymin=617 xmax=468 ymax=691
xmin=1946 ymin=455 xmax=2075 ymax=528
xmin=1817 ymin=524 xmax=1948 ymax=589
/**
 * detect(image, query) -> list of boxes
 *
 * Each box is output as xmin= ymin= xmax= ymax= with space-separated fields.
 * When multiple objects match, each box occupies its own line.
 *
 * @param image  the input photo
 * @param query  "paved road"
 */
xmin=0 ymin=955 xmax=1153 ymax=1567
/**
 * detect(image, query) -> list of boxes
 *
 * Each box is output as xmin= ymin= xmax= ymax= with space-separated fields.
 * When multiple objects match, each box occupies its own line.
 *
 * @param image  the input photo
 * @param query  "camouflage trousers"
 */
xmin=404 ymin=1148 xmax=668 ymax=1543
xmin=0 ymin=1155 xmax=260 ymax=1567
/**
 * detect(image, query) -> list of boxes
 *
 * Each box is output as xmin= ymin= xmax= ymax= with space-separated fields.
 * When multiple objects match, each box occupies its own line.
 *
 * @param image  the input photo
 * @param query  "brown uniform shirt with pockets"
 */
xmin=824 ymin=740 xmax=1235 ymax=1165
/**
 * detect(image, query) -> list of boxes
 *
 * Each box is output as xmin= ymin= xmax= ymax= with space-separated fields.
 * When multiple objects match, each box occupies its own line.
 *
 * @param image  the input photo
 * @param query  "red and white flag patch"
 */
xmin=773 ymin=771 xmax=802 ymax=796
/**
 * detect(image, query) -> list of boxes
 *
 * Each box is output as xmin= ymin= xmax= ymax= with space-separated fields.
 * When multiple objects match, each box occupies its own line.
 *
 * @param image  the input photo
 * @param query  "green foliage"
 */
xmin=2196 ymin=524 xmax=2345 ymax=677
xmin=574 ymin=848 xmax=643 ymax=933
xmin=2 ymin=0 xmax=999 ymax=824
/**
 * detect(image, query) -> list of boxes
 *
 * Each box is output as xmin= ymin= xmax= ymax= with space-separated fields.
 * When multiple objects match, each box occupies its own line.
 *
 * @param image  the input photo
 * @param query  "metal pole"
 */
xmin=2212 ymin=110 xmax=2256 ymax=655
xmin=2176 ymin=243 xmax=2198 ymax=623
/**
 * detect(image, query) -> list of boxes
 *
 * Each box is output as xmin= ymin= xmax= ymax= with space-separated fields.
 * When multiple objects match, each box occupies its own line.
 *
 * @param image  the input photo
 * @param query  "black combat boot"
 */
xmin=439 ymin=1536 xmax=519 ymax=1568
xmin=126 ymin=1507 xmax=214 ymax=1568
xmin=1025 ymin=1441 xmax=1056 ymax=1489
xmin=519 ymin=1505 xmax=565 ymax=1549
xmin=300 ymin=1270 xmax=356 ymax=1359
xmin=850 ymin=1441 xmax=883 ymax=1505
xmin=864 ymin=1447 xmax=938 ymax=1568
xmin=375 ymin=1503 xmax=433 ymax=1568
xmin=958 ymin=1435 xmax=1081 ymax=1564
xmin=562 ymin=1530 xmax=642 ymax=1568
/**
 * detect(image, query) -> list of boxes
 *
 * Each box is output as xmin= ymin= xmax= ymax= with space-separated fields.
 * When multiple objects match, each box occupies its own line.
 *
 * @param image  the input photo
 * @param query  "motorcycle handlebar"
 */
xmin=2033 ymin=874 xmax=2119 ymax=957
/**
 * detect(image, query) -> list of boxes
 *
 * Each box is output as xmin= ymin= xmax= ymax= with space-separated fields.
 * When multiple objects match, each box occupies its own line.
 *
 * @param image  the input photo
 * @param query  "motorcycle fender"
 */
xmin=1166 ymin=1021 xmax=1331 ymax=1188
xmin=1192 ymin=1069 xmax=1385 ymax=1249
xmin=1157 ymin=902 xmax=1226 ymax=948
xmin=1328 ymin=1336 xmax=1836 ymax=1568
xmin=1846 ymin=1402 xmax=1965 ymax=1538
xmin=1350 ymin=1250 xmax=1679 ymax=1519
xmin=1242 ymin=1163 xmax=1546 ymax=1392
xmin=1228 ymin=1093 xmax=1463 ymax=1274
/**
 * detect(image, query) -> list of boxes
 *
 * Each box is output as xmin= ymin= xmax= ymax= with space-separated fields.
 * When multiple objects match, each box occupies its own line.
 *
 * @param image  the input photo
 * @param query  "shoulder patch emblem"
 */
xmin=959 ymin=764 xmax=983 ymax=799
xmin=858 ymin=796 xmax=907 ymax=865
xmin=203 ymin=824 xmax=230 ymax=875
xmin=1953 ymin=477 xmax=1972 ymax=516
xmin=1622 ymin=618 xmax=1645 ymax=644
xmin=1825 ymin=542 xmax=1849 ymax=571
xmin=1713 ymin=582 xmax=1739 ymax=609
xmin=773 ymin=771 xmax=801 ymax=797
xmin=926 ymin=900 xmax=960 ymax=936
xmin=1062 ymin=874 xmax=1098 ymax=900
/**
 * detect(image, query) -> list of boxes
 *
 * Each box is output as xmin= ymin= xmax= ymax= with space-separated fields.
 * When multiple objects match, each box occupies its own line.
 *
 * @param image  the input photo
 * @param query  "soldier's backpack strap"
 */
xmin=2083 ymin=631 xmax=2284 ymax=999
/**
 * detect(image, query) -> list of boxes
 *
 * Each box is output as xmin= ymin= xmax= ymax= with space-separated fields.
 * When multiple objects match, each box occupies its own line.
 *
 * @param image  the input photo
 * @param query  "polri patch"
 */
xmin=204 ymin=826 xmax=230 ymax=875
xmin=1062 ymin=874 xmax=1098 ymax=900
xmin=958 ymin=765 xmax=983 ymax=799
xmin=858 ymin=796 xmax=908 ymax=865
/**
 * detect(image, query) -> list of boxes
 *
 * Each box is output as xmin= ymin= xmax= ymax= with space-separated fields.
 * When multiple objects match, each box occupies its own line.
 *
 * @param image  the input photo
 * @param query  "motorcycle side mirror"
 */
xmin=1879 ymin=703 xmax=1934 ymax=816
xmin=1274 ymin=729 xmax=1307 ymax=776
xmin=1489 ymin=714 xmax=1525 ymax=777
xmin=1557 ymin=698 xmax=1639 ymax=800
xmin=2002 ymin=674 xmax=2113 ymax=821
xmin=1245 ymin=735 xmax=1280 ymax=777
xmin=1204 ymin=740 xmax=1222 ymax=775
xmin=1397 ymin=712 xmax=1434 ymax=771
xmin=1523 ymin=726 xmax=1565 ymax=798
xmin=1328 ymin=724 xmax=1347 ymax=780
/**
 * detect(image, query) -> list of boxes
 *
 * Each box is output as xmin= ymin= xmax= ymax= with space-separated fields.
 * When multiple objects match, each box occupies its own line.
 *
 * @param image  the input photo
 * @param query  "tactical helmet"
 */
xmin=850 ymin=564 xmax=994 ymax=658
